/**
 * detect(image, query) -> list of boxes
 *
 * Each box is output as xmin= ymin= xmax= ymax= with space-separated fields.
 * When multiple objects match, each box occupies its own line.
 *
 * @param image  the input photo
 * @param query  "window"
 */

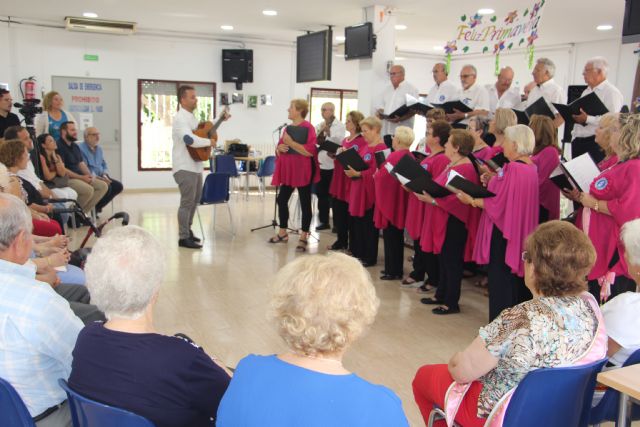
xmin=138 ymin=79 xmax=216 ymax=170
xmin=309 ymin=88 xmax=358 ymax=126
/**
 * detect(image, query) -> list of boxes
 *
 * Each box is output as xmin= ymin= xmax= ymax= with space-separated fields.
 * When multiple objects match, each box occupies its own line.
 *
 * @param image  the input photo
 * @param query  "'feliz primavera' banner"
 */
xmin=444 ymin=0 xmax=546 ymax=74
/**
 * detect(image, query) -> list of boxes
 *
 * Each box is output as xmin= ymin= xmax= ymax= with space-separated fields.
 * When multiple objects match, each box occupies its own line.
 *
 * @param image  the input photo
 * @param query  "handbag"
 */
xmin=44 ymin=175 xmax=70 ymax=189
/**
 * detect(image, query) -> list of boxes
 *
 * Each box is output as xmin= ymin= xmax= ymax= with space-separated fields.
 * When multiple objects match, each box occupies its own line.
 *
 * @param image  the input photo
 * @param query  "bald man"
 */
xmin=375 ymin=65 xmax=419 ymax=148
xmin=486 ymin=66 xmax=521 ymax=116
xmin=447 ymin=64 xmax=490 ymax=127
xmin=426 ymin=63 xmax=458 ymax=106
xmin=78 ymin=127 xmax=123 ymax=214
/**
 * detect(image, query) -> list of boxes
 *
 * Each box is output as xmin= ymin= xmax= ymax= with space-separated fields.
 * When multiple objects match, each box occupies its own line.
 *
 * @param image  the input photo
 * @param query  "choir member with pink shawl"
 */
xmin=484 ymin=108 xmax=517 ymax=159
xmin=529 ymin=115 xmax=561 ymax=222
xmin=404 ymin=121 xmax=451 ymax=291
xmin=468 ymin=116 xmax=492 ymax=161
xmin=415 ymin=130 xmax=480 ymax=315
xmin=458 ymin=125 xmax=539 ymax=321
xmin=328 ymin=110 xmax=366 ymax=251
xmin=345 ymin=116 xmax=387 ymax=267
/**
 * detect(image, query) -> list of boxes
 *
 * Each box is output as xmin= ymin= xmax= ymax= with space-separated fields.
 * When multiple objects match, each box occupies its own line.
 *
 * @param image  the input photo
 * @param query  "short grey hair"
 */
xmin=0 ymin=193 xmax=33 ymax=251
xmin=587 ymin=56 xmax=609 ymax=76
xmin=85 ymin=226 xmax=165 ymax=319
xmin=434 ymin=62 xmax=448 ymax=75
xmin=622 ymin=219 xmax=640 ymax=267
xmin=462 ymin=64 xmax=478 ymax=76
xmin=505 ymin=124 xmax=535 ymax=155
xmin=537 ymin=57 xmax=556 ymax=78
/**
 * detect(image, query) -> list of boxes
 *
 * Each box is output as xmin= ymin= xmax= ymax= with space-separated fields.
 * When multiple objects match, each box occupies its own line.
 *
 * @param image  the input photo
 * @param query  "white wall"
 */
xmin=3 ymin=22 xmax=637 ymax=189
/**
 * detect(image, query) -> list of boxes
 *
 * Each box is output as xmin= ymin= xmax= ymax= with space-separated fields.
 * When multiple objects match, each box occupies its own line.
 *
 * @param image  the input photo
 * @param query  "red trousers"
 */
xmin=412 ymin=364 xmax=486 ymax=427
xmin=33 ymin=218 xmax=62 ymax=237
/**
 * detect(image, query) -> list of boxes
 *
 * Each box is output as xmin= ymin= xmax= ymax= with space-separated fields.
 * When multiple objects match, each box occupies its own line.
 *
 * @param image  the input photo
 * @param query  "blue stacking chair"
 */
xmin=195 ymin=172 xmax=235 ymax=240
xmin=58 ymin=379 xmax=155 ymax=427
xmin=213 ymin=154 xmax=240 ymax=193
xmin=254 ymin=155 xmax=276 ymax=197
xmin=0 ymin=377 xmax=35 ymax=427
xmin=590 ymin=349 xmax=640 ymax=426
xmin=428 ymin=358 xmax=607 ymax=427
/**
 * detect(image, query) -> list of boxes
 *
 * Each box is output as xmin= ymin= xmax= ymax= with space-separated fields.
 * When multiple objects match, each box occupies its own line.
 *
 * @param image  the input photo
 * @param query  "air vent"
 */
xmin=65 ymin=17 xmax=137 ymax=35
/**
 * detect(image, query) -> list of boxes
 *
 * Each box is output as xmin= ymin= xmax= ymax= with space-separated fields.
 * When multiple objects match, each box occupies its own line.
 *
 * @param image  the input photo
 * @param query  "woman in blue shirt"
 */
xmin=35 ymin=91 xmax=76 ymax=140
xmin=216 ymin=252 xmax=409 ymax=427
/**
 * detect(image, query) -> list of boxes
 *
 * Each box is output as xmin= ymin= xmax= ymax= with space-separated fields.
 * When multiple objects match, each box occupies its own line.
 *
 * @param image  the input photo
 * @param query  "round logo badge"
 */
xmin=422 ymin=164 xmax=429 ymax=170
xmin=595 ymin=178 xmax=608 ymax=190
xmin=353 ymin=145 xmax=359 ymax=151
xmin=439 ymin=95 xmax=445 ymax=102
xmin=364 ymin=153 xmax=372 ymax=161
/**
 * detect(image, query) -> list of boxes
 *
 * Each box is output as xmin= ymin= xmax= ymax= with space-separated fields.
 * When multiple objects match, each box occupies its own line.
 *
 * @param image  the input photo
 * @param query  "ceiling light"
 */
xmin=394 ymin=56 xmax=406 ymax=61
xmin=83 ymin=12 xmax=98 ymax=18
xmin=335 ymin=36 xmax=346 ymax=42
xmin=395 ymin=24 xmax=408 ymax=30
xmin=335 ymin=54 xmax=345 ymax=58
xmin=262 ymin=10 xmax=277 ymax=16
xmin=597 ymin=24 xmax=613 ymax=31
xmin=221 ymin=25 xmax=234 ymax=30
xmin=433 ymin=45 xmax=444 ymax=51
xmin=477 ymin=8 xmax=495 ymax=15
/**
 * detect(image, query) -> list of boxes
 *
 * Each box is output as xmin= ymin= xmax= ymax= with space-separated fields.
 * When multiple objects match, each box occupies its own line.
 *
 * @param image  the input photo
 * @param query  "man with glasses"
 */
xmin=425 ymin=63 xmax=457 ymax=106
xmin=570 ymin=57 xmax=623 ymax=163
xmin=375 ymin=65 xmax=419 ymax=149
xmin=79 ymin=126 xmax=123 ymax=214
xmin=447 ymin=64 xmax=490 ymax=128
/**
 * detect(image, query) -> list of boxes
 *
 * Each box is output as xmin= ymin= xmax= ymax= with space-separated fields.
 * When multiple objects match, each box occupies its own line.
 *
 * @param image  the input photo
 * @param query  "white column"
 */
xmin=357 ymin=5 xmax=396 ymax=116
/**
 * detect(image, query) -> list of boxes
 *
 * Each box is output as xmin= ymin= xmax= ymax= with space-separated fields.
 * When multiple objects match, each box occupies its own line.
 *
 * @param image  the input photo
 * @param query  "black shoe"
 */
xmin=432 ymin=306 xmax=460 ymax=315
xmin=328 ymin=241 xmax=348 ymax=251
xmin=361 ymin=261 xmax=376 ymax=267
xmin=420 ymin=297 xmax=444 ymax=305
xmin=331 ymin=226 xmax=337 ymax=233
xmin=178 ymin=238 xmax=202 ymax=249
xmin=189 ymin=230 xmax=201 ymax=243
xmin=380 ymin=274 xmax=402 ymax=281
xmin=315 ymin=223 xmax=330 ymax=231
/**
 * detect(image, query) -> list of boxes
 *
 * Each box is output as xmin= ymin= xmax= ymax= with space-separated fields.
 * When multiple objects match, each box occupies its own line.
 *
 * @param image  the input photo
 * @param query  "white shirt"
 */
xmin=572 ymin=79 xmax=624 ymax=139
xmin=17 ymin=161 xmax=43 ymax=191
xmin=171 ymin=108 xmax=212 ymax=174
xmin=456 ymin=83 xmax=490 ymax=125
xmin=377 ymin=80 xmax=419 ymax=136
xmin=315 ymin=119 xmax=346 ymax=170
xmin=426 ymin=80 xmax=458 ymax=106
xmin=601 ymin=292 xmax=640 ymax=367
xmin=526 ymin=78 xmax=565 ymax=114
xmin=486 ymin=84 xmax=521 ymax=116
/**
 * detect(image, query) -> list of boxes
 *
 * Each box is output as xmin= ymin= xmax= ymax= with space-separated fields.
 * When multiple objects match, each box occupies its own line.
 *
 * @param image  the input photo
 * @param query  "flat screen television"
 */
xmin=623 ymin=0 xmax=640 ymax=43
xmin=296 ymin=29 xmax=332 ymax=83
xmin=345 ymin=23 xmax=374 ymax=60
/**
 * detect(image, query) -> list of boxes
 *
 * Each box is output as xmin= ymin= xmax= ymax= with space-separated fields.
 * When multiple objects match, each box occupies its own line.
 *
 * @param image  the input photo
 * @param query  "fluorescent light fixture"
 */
xmin=262 ymin=10 xmax=278 ymax=16
xmin=433 ymin=45 xmax=444 ymax=51
xmin=597 ymin=24 xmax=613 ymax=31
xmin=394 ymin=56 xmax=406 ymax=61
xmin=83 ymin=12 xmax=98 ymax=18
xmin=335 ymin=35 xmax=346 ymax=42
xmin=395 ymin=24 xmax=408 ymax=30
xmin=221 ymin=25 xmax=234 ymax=30
xmin=335 ymin=54 xmax=345 ymax=58
xmin=477 ymin=8 xmax=495 ymax=15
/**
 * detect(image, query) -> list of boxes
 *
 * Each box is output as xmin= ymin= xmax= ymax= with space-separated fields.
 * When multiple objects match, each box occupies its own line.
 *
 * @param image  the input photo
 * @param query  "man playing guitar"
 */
xmin=172 ymin=85 xmax=229 ymax=249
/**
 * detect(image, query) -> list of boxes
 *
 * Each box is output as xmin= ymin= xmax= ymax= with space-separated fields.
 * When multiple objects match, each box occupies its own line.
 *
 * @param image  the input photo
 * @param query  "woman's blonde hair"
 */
xmin=494 ymin=108 xmax=517 ymax=135
xmin=394 ymin=126 xmax=414 ymax=148
xmin=42 ymin=91 xmax=61 ymax=112
xmin=614 ymin=114 xmax=640 ymax=162
xmin=270 ymin=252 xmax=380 ymax=356
xmin=290 ymin=99 xmax=309 ymax=118
xmin=426 ymin=108 xmax=446 ymax=122
xmin=528 ymin=114 xmax=558 ymax=155
xmin=360 ymin=116 xmax=382 ymax=132
xmin=346 ymin=110 xmax=365 ymax=133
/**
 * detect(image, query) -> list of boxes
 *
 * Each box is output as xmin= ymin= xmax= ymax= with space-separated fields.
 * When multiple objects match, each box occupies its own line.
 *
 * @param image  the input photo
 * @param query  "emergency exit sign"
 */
xmin=83 ymin=54 xmax=99 ymax=62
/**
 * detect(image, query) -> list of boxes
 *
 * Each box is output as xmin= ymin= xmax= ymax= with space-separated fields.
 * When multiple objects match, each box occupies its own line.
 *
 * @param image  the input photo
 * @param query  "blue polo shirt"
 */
xmin=78 ymin=142 xmax=108 ymax=176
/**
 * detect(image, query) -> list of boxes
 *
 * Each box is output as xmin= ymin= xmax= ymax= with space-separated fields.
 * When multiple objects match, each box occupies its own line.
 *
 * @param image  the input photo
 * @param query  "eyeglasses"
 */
xmin=460 ymin=74 xmax=475 ymax=79
xmin=389 ymin=72 xmax=403 ymax=76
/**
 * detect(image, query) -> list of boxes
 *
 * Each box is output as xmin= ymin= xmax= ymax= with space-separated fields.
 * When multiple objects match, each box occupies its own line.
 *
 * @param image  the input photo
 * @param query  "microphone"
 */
xmin=274 ymin=122 xmax=288 ymax=132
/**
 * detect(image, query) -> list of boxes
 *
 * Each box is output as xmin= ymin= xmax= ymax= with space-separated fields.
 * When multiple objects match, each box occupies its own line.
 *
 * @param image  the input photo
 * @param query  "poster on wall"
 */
xmin=247 ymin=95 xmax=258 ymax=108
xmin=260 ymin=94 xmax=272 ymax=106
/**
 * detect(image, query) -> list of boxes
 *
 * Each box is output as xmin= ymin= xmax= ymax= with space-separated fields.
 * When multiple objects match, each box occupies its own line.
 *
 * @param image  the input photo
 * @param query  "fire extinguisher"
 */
xmin=20 ymin=76 xmax=37 ymax=100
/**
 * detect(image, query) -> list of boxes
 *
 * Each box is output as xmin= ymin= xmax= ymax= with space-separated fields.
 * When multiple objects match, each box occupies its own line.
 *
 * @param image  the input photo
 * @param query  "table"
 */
xmin=597 ymin=364 xmax=640 ymax=426
xmin=234 ymin=156 xmax=264 ymax=199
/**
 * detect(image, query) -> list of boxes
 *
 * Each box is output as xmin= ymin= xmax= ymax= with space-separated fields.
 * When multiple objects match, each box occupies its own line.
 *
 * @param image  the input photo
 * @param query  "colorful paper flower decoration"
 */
xmin=531 ymin=2 xmax=541 ymax=18
xmin=527 ymin=30 xmax=538 ymax=46
xmin=469 ymin=13 xmax=482 ymax=28
xmin=444 ymin=40 xmax=458 ymax=54
xmin=493 ymin=41 xmax=505 ymax=54
xmin=504 ymin=10 xmax=518 ymax=24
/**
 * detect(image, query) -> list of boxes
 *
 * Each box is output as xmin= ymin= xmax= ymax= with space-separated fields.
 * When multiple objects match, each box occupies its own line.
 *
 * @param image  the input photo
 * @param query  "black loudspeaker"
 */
xmin=562 ymin=85 xmax=588 ymax=142
xmin=222 ymin=49 xmax=253 ymax=90
xmin=623 ymin=0 xmax=640 ymax=43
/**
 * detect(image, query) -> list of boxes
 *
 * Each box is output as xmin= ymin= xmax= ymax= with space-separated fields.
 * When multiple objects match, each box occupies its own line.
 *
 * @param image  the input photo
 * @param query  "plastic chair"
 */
xmin=590 ymin=348 xmax=640 ymax=426
xmin=0 ymin=377 xmax=35 ymax=427
xmin=427 ymin=358 xmax=607 ymax=427
xmin=58 ymin=379 xmax=154 ymax=427
xmin=195 ymin=172 xmax=235 ymax=239
xmin=253 ymin=155 xmax=276 ymax=197
xmin=213 ymin=155 xmax=240 ymax=193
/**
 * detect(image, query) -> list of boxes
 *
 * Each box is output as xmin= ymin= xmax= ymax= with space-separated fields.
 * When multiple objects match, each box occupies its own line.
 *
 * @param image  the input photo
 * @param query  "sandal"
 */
xmin=432 ymin=306 xmax=460 ymax=315
xmin=268 ymin=233 xmax=289 ymax=244
xmin=296 ymin=239 xmax=308 ymax=252
xmin=420 ymin=297 xmax=444 ymax=305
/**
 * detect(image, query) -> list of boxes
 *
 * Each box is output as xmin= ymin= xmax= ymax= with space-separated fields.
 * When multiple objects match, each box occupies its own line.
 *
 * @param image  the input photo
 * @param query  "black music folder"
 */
xmin=484 ymin=152 xmax=509 ymax=171
xmin=336 ymin=147 xmax=368 ymax=172
xmin=446 ymin=171 xmax=495 ymax=198
xmin=375 ymin=148 xmax=391 ymax=167
xmin=379 ymin=104 xmax=412 ymax=120
xmin=285 ymin=125 xmax=309 ymax=155
xmin=431 ymin=100 xmax=473 ymax=115
xmin=405 ymin=174 xmax=452 ymax=198
xmin=318 ymin=139 xmax=341 ymax=154
xmin=552 ymin=92 xmax=609 ymax=126
xmin=391 ymin=154 xmax=427 ymax=181
xmin=549 ymin=153 xmax=600 ymax=192
xmin=412 ymin=150 xmax=429 ymax=162
xmin=522 ymin=96 xmax=556 ymax=121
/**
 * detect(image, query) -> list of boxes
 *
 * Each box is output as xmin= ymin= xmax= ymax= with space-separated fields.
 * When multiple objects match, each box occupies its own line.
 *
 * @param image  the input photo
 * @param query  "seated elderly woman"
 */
xmin=68 ymin=226 xmax=231 ymax=427
xmin=412 ymin=221 xmax=605 ymax=427
xmin=216 ymin=252 xmax=408 ymax=426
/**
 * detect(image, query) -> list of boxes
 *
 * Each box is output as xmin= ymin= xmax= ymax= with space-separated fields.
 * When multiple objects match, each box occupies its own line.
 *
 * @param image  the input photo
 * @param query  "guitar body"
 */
xmin=185 ymin=108 xmax=229 ymax=162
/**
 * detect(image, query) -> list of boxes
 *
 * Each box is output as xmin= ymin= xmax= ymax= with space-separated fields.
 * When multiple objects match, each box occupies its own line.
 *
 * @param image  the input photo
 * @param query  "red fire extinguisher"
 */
xmin=21 ymin=77 xmax=37 ymax=100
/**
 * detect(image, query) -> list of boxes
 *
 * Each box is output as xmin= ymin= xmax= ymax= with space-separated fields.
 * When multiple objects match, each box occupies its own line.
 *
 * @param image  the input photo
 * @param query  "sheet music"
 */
xmin=446 ymin=169 xmax=463 ymax=185
xmin=384 ymin=162 xmax=394 ymax=173
xmin=562 ymin=153 xmax=600 ymax=192
xmin=396 ymin=173 xmax=410 ymax=185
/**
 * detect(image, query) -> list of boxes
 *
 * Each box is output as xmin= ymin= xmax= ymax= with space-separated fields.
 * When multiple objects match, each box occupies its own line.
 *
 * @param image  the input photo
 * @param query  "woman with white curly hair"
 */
xmin=216 ymin=252 xmax=408 ymax=426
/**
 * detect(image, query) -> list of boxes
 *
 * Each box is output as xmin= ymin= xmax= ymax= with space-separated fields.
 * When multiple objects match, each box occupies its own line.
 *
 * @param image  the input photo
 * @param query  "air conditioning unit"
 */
xmin=65 ymin=17 xmax=137 ymax=35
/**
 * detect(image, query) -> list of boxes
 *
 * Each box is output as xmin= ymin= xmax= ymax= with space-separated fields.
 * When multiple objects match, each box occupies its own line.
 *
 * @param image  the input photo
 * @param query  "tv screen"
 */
xmin=296 ymin=29 xmax=332 ymax=83
xmin=623 ymin=0 xmax=640 ymax=43
xmin=345 ymin=23 xmax=374 ymax=60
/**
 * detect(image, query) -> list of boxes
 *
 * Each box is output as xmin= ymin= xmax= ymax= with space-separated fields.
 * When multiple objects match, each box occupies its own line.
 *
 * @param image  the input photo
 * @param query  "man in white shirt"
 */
xmin=314 ymin=102 xmax=345 ymax=231
xmin=527 ymin=57 xmax=565 ymax=127
xmin=426 ymin=63 xmax=458 ymax=106
xmin=447 ymin=64 xmax=490 ymax=127
xmin=376 ymin=65 xmax=419 ymax=148
xmin=486 ymin=66 xmax=521 ymax=116
xmin=172 ymin=85 xmax=222 ymax=249
xmin=571 ymin=57 xmax=624 ymax=163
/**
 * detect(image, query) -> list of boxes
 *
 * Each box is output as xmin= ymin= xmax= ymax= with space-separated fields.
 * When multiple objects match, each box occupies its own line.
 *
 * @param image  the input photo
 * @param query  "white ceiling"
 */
xmin=1 ymin=0 xmax=626 ymax=53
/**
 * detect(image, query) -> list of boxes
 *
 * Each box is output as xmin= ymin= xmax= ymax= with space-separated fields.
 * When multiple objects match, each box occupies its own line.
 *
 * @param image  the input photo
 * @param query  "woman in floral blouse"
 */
xmin=412 ymin=220 xmax=602 ymax=427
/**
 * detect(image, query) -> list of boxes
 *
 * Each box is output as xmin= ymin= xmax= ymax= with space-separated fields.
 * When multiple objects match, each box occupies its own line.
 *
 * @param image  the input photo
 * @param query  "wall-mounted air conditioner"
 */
xmin=65 ymin=17 xmax=137 ymax=35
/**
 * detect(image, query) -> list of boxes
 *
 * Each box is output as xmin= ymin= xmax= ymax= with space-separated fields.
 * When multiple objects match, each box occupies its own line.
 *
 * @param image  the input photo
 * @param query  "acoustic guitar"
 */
xmin=187 ymin=107 xmax=230 ymax=161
